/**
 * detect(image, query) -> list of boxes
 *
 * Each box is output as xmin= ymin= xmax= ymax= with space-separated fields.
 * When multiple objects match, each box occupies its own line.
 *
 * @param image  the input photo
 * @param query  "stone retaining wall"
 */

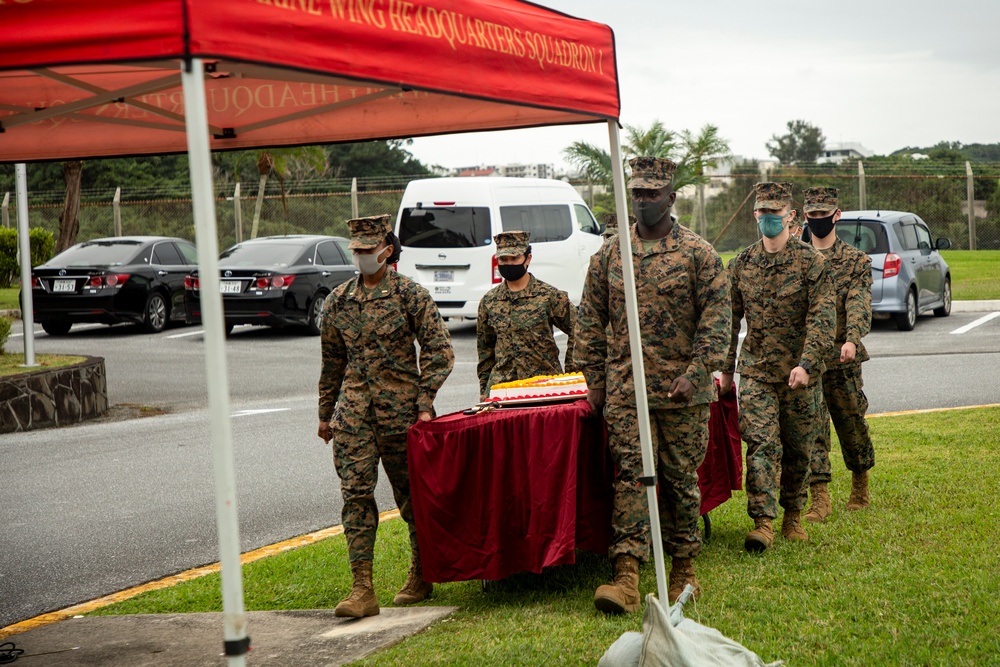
xmin=0 ymin=356 xmax=108 ymax=433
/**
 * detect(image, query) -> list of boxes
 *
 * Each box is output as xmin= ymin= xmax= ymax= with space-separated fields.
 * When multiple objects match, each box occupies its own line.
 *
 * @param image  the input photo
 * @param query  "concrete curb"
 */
xmin=0 ymin=309 xmax=20 ymax=320
xmin=951 ymin=300 xmax=1000 ymax=313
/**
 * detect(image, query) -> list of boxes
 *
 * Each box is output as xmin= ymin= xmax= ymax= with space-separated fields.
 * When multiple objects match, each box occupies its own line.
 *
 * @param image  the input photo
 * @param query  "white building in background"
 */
xmin=451 ymin=163 xmax=557 ymax=179
xmin=498 ymin=163 xmax=556 ymax=179
xmin=816 ymin=142 xmax=874 ymax=165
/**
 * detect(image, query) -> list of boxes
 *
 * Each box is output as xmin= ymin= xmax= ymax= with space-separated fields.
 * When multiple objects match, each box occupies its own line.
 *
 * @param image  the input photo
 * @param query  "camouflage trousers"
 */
xmin=605 ymin=404 xmax=710 ymax=561
xmin=809 ymin=365 xmax=875 ymax=483
xmin=738 ymin=376 xmax=823 ymax=519
xmin=332 ymin=421 xmax=417 ymax=563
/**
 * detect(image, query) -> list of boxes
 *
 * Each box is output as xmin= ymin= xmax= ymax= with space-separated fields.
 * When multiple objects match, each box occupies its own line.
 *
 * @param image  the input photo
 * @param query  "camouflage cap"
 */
xmin=627 ymin=156 xmax=677 ymax=189
xmin=753 ymin=182 xmax=793 ymax=210
xmin=347 ymin=214 xmax=392 ymax=250
xmin=494 ymin=230 xmax=530 ymax=257
xmin=803 ymin=186 xmax=839 ymax=214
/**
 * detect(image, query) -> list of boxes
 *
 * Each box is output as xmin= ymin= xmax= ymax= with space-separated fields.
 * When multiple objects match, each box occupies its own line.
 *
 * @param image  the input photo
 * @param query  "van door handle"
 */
xmin=321 ymin=271 xmax=331 ymax=277
xmin=157 ymin=270 xmax=168 ymax=276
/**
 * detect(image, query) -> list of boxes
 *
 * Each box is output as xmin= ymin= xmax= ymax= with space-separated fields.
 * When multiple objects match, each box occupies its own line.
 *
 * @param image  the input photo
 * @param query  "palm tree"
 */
xmin=563 ymin=120 xmax=682 ymax=192
xmin=248 ymin=146 xmax=328 ymax=239
xmin=563 ymin=120 xmax=707 ymax=194
xmin=679 ymin=124 xmax=732 ymax=237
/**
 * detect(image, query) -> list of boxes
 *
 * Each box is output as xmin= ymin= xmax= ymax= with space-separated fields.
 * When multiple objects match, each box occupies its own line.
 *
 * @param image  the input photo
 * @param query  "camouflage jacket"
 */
xmin=818 ymin=238 xmax=872 ymax=369
xmin=574 ymin=223 xmax=732 ymax=410
xmin=318 ymin=270 xmax=455 ymax=435
xmin=477 ymin=275 xmax=576 ymax=396
xmin=726 ymin=238 xmax=835 ymax=383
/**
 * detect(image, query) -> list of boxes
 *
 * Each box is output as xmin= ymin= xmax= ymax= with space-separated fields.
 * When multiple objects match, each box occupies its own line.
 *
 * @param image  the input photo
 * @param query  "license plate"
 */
xmin=434 ymin=270 xmax=454 ymax=282
xmin=434 ymin=286 xmax=451 ymax=295
xmin=220 ymin=281 xmax=243 ymax=294
xmin=53 ymin=279 xmax=75 ymax=293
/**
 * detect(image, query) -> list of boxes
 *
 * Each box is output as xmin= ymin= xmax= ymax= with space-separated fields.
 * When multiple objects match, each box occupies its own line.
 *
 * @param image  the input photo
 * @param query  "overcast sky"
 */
xmin=408 ymin=0 xmax=1000 ymax=172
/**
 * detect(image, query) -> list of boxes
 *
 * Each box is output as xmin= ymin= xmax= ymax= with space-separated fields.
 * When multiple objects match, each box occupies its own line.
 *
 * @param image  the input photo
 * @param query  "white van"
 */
xmin=394 ymin=177 xmax=604 ymax=319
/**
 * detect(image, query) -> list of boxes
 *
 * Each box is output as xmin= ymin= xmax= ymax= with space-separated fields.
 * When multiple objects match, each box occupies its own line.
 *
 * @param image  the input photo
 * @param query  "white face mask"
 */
xmin=352 ymin=248 xmax=387 ymax=276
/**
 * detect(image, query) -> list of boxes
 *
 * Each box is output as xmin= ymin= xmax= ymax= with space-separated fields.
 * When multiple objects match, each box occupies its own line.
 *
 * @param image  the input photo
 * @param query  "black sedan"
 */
xmin=28 ymin=236 xmax=198 ymax=335
xmin=184 ymin=235 xmax=357 ymax=335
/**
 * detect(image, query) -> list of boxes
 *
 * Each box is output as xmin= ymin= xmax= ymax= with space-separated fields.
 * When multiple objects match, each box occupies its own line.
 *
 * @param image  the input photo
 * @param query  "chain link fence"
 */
xmin=3 ymin=179 xmax=409 ymax=252
xmin=687 ymin=163 xmax=1000 ymax=252
xmin=6 ymin=164 xmax=1000 ymax=254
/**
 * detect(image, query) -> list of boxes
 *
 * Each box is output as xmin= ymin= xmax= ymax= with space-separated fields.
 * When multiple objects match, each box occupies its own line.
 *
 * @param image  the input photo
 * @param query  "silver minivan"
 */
xmin=833 ymin=210 xmax=952 ymax=331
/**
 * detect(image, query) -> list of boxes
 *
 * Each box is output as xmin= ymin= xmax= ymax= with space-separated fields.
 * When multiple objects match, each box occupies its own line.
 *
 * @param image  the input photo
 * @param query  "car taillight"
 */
xmin=184 ymin=276 xmax=199 ymax=289
xmin=256 ymin=275 xmax=295 ymax=289
xmin=105 ymin=273 xmax=130 ymax=287
xmin=31 ymin=277 xmax=42 ymax=289
xmin=90 ymin=273 xmax=130 ymax=287
xmin=492 ymin=255 xmax=501 ymax=284
xmin=883 ymin=253 xmax=901 ymax=279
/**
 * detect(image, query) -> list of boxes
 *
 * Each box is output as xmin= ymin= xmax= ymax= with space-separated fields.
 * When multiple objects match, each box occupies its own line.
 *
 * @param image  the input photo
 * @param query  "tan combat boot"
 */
xmin=804 ymin=483 xmax=832 ymax=523
xmin=744 ymin=517 xmax=774 ymax=553
xmin=667 ymin=557 xmax=700 ymax=604
xmin=594 ymin=555 xmax=641 ymax=614
xmin=846 ymin=471 xmax=870 ymax=510
xmin=393 ymin=551 xmax=433 ymax=605
xmin=335 ymin=560 xmax=379 ymax=618
xmin=781 ymin=510 xmax=809 ymax=542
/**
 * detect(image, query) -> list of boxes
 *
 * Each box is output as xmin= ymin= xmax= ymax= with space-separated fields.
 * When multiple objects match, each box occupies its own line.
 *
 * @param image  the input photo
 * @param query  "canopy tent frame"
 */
xmin=2 ymin=2 xmax=672 ymax=662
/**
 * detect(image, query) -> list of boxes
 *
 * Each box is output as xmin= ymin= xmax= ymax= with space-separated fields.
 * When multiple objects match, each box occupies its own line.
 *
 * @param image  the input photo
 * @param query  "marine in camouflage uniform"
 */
xmin=318 ymin=214 xmax=454 ymax=617
xmin=576 ymin=157 xmax=731 ymax=611
xmin=800 ymin=187 xmax=875 ymax=523
xmin=477 ymin=231 xmax=576 ymax=398
xmin=722 ymin=182 xmax=835 ymax=553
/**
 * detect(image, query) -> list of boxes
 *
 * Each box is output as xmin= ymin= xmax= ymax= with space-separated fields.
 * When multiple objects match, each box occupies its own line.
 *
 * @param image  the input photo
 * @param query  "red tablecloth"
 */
xmin=407 ymin=396 xmax=741 ymax=583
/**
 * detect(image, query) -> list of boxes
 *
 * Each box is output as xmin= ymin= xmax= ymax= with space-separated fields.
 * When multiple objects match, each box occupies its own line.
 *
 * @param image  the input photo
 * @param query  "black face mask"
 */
xmin=808 ymin=213 xmax=836 ymax=239
xmin=498 ymin=261 xmax=527 ymax=282
xmin=632 ymin=193 xmax=672 ymax=227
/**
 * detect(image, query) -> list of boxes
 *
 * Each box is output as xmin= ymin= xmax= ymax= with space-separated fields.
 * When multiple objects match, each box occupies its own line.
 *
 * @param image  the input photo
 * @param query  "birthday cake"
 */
xmin=487 ymin=372 xmax=588 ymax=402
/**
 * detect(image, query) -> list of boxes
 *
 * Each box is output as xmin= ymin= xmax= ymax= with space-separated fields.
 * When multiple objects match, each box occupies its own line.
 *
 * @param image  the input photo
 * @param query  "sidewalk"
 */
xmin=1 ymin=606 xmax=457 ymax=666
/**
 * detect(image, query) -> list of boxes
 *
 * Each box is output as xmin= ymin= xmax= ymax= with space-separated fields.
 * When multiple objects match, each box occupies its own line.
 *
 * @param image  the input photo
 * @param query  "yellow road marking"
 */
xmin=0 ymin=509 xmax=400 ymax=639
xmin=867 ymin=403 xmax=1000 ymax=418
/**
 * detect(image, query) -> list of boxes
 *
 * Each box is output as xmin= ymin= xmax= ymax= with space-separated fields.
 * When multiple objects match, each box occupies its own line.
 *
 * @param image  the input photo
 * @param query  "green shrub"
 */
xmin=0 ymin=227 xmax=56 ymax=288
xmin=0 ymin=316 xmax=11 ymax=354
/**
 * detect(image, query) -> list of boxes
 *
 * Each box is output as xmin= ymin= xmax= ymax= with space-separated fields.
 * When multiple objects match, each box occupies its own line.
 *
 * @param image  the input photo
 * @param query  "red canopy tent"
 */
xmin=0 ymin=0 xmax=618 ymax=159
xmin=2 ymin=2 xmax=671 ymax=662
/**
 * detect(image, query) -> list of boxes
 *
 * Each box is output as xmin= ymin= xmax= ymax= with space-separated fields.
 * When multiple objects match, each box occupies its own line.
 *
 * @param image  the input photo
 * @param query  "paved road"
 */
xmin=2 ymin=309 xmax=999 ymax=627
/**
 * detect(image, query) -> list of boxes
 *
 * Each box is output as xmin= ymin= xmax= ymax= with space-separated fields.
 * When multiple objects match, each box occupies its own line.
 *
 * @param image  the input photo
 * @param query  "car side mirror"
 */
xmin=935 ymin=237 xmax=952 ymax=250
xmin=596 ymin=223 xmax=606 ymax=235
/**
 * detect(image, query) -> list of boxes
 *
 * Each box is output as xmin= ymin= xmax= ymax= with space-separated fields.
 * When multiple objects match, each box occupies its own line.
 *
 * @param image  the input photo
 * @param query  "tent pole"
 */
xmin=15 ymin=164 xmax=38 ymax=368
xmin=607 ymin=120 xmax=668 ymax=604
xmin=181 ymin=58 xmax=249 ymax=666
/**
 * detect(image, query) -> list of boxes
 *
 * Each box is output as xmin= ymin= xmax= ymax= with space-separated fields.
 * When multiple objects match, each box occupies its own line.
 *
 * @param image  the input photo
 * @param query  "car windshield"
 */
xmin=218 ymin=243 xmax=303 ymax=267
xmin=500 ymin=204 xmax=573 ymax=242
xmin=835 ymin=220 xmax=890 ymax=255
xmin=50 ymin=241 xmax=141 ymax=267
xmin=399 ymin=207 xmax=491 ymax=248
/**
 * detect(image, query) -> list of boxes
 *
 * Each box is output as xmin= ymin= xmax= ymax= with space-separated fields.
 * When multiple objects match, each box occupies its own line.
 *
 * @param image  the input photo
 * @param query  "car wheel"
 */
xmin=41 ymin=320 xmax=72 ymax=336
xmin=305 ymin=292 xmax=327 ymax=336
xmin=933 ymin=278 xmax=952 ymax=317
xmin=894 ymin=289 xmax=917 ymax=331
xmin=141 ymin=292 xmax=169 ymax=333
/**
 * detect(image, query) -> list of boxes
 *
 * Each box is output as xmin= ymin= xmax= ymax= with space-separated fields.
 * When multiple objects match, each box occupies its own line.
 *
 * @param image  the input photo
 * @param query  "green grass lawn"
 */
xmin=92 ymin=406 xmax=1000 ymax=666
xmin=0 ymin=354 xmax=85 ymax=375
xmin=939 ymin=250 xmax=1000 ymax=300
xmin=718 ymin=249 xmax=1000 ymax=301
xmin=0 ymin=287 xmax=19 ymax=311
